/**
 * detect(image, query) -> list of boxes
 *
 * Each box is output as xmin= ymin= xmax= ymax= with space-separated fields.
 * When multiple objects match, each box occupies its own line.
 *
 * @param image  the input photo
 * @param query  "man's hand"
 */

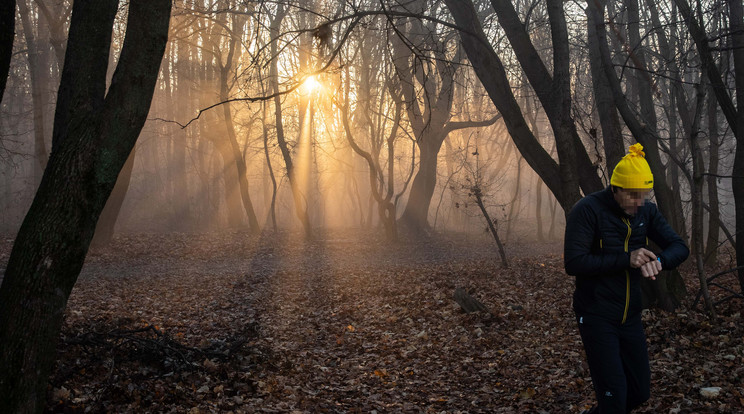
xmin=639 ymin=259 xmax=662 ymax=280
xmin=630 ymin=248 xmax=661 ymax=280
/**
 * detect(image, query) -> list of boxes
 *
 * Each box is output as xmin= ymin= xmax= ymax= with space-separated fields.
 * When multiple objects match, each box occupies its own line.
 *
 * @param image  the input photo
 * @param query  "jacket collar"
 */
xmin=595 ymin=186 xmax=634 ymax=218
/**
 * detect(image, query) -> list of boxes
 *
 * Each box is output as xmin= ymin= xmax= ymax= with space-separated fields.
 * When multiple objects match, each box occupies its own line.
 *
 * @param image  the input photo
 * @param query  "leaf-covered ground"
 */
xmin=1 ymin=231 xmax=742 ymax=413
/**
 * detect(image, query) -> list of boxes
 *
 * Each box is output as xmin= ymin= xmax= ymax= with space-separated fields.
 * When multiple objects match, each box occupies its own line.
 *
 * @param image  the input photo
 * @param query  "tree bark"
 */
xmin=0 ymin=2 xmax=171 ymax=412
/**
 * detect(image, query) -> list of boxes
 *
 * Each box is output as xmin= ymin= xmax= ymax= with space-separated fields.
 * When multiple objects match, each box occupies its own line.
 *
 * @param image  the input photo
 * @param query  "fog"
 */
xmin=0 ymin=0 xmax=738 ymax=246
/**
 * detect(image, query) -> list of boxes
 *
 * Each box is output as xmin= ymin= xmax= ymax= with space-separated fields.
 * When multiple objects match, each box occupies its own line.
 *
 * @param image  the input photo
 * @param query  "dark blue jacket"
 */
xmin=564 ymin=187 xmax=689 ymax=323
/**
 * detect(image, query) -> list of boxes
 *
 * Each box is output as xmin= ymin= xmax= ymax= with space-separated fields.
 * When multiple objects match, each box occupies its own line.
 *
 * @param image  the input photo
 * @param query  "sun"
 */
xmin=301 ymin=75 xmax=322 ymax=94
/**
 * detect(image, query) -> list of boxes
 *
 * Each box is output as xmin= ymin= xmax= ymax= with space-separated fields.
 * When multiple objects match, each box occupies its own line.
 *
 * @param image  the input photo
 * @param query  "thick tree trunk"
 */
xmin=0 ymin=2 xmax=170 ymax=412
xmin=400 ymin=134 xmax=443 ymax=232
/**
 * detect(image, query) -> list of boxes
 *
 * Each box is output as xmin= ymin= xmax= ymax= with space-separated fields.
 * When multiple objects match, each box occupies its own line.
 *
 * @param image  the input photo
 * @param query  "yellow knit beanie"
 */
xmin=610 ymin=143 xmax=654 ymax=189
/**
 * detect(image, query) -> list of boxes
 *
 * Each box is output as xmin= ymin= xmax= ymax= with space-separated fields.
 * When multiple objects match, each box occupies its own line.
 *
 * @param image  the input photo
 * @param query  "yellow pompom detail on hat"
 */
xmin=610 ymin=143 xmax=654 ymax=189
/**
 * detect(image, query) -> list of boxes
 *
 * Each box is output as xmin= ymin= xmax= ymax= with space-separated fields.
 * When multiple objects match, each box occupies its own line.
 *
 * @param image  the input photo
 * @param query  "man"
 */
xmin=564 ymin=143 xmax=689 ymax=413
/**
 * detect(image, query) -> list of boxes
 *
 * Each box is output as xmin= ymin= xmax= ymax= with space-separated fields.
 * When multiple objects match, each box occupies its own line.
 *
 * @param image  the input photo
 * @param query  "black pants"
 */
xmin=576 ymin=313 xmax=651 ymax=413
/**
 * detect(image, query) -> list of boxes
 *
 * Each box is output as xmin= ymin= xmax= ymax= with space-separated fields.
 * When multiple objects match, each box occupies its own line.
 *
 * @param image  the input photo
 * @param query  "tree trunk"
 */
xmin=0 ymin=0 xmax=14 ymax=105
xmin=214 ymin=139 xmax=246 ymax=228
xmin=688 ymin=83 xmax=716 ymax=317
xmin=18 ymin=0 xmax=50 ymax=181
xmin=548 ymin=193 xmax=558 ymax=240
xmin=339 ymin=67 xmax=398 ymax=240
xmin=473 ymin=187 xmax=507 ymax=267
xmin=91 ymin=147 xmax=136 ymax=247
xmin=705 ymin=86 xmax=721 ymax=264
xmin=34 ymin=0 xmax=67 ymax=68
xmin=400 ymin=133 xmax=443 ymax=232
xmin=624 ymin=0 xmax=688 ymax=241
xmin=223 ymin=99 xmax=259 ymax=233
xmin=727 ymin=0 xmax=744 ymax=292
xmin=506 ymin=156 xmax=522 ymax=241
xmin=269 ymin=5 xmax=311 ymax=237
xmin=390 ymin=3 xmax=453 ymax=233
xmin=262 ymin=99 xmax=278 ymax=231
xmin=587 ymin=0 xmax=624 ymax=173
xmin=219 ymin=12 xmax=259 ymax=234
xmin=676 ymin=0 xmax=744 ymax=292
xmin=535 ymin=175 xmax=545 ymax=242
xmin=0 ymin=2 xmax=170 ymax=412
xmin=170 ymin=40 xmax=191 ymax=228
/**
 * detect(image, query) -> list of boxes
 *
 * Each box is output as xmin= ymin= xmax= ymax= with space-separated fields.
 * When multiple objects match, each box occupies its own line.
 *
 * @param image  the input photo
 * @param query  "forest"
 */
xmin=0 ymin=0 xmax=742 ymax=412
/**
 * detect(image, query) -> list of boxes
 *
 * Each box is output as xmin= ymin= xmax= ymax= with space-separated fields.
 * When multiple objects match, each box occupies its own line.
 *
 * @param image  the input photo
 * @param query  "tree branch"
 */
xmin=443 ymin=114 xmax=502 ymax=135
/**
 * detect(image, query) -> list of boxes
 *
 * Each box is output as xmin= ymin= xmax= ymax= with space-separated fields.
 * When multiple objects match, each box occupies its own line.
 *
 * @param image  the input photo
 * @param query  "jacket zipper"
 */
xmin=622 ymin=218 xmax=631 ymax=324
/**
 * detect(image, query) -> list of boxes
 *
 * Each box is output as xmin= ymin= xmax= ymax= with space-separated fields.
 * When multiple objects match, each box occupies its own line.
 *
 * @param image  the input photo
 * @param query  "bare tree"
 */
xmin=444 ymin=0 xmax=584 ymax=212
xmin=675 ymin=0 xmax=744 ymax=292
xmin=268 ymin=2 xmax=313 ymax=237
xmin=390 ymin=0 xmax=500 ymax=233
xmin=0 ymin=1 xmax=171 ymax=411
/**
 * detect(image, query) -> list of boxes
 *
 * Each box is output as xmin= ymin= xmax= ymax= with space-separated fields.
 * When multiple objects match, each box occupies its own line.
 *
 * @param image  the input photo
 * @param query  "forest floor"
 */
xmin=1 ymin=230 xmax=743 ymax=413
